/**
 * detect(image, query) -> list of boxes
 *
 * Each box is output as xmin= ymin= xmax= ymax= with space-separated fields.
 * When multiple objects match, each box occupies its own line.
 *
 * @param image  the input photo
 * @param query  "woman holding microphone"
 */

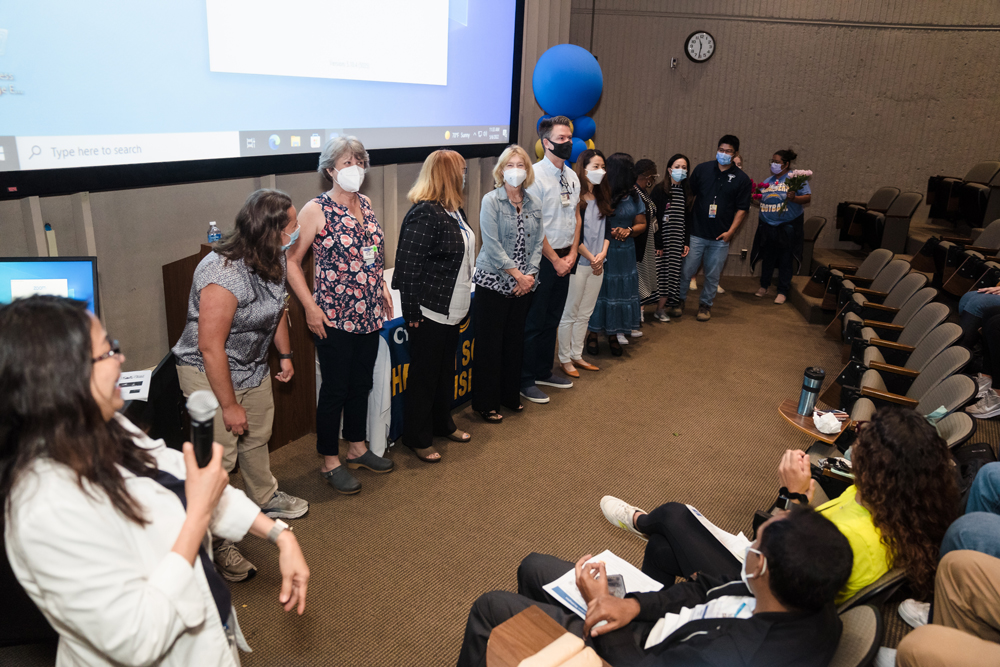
xmin=2 ymin=295 xmax=309 ymax=667
xmin=287 ymin=136 xmax=395 ymax=496
xmin=471 ymin=145 xmax=543 ymax=423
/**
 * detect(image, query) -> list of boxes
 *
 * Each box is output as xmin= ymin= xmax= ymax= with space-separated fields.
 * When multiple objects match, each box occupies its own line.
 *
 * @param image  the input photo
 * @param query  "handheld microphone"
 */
xmin=186 ymin=390 xmax=220 ymax=468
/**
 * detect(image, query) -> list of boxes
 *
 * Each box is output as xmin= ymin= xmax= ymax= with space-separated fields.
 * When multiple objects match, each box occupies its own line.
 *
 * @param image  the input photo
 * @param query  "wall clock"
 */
xmin=685 ymin=31 xmax=716 ymax=63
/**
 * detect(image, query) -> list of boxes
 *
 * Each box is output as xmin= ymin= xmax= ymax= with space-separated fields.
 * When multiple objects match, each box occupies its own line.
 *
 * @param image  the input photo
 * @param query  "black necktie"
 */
xmin=152 ymin=469 xmax=232 ymax=626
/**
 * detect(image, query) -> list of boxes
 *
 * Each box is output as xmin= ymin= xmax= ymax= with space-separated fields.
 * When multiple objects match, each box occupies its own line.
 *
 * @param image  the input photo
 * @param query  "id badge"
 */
xmin=560 ymin=191 xmax=572 ymax=207
xmin=708 ymin=204 xmax=718 ymax=218
xmin=362 ymin=244 xmax=377 ymax=266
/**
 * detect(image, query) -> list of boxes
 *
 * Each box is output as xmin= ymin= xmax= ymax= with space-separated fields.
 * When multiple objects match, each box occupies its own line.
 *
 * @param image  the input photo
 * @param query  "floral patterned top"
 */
xmin=311 ymin=191 xmax=385 ymax=334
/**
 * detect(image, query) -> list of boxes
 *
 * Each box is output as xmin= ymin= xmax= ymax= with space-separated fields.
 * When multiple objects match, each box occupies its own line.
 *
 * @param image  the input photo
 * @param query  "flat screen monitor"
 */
xmin=0 ymin=257 xmax=100 ymax=316
xmin=0 ymin=0 xmax=524 ymax=199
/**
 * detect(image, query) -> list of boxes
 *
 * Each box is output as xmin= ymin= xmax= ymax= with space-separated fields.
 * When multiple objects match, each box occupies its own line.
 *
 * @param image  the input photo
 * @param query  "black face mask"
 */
xmin=547 ymin=138 xmax=573 ymax=160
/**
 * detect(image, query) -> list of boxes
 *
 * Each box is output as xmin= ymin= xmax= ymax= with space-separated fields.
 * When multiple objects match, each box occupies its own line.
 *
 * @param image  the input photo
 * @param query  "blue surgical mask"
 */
xmin=281 ymin=224 xmax=300 ymax=251
xmin=717 ymin=152 xmax=733 ymax=166
xmin=670 ymin=168 xmax=687 ymax=182
xmin=770 ymin=162 xmax=784 ymax=175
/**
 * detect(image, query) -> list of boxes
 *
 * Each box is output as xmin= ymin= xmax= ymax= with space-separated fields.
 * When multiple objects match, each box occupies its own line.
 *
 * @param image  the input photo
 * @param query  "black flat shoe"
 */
xmin=586 ymin=333 xmax=600 ymax=356
xmin=501 ymin=402 xmax=525 ymax=412
xmin=608 ymin=336 xmax=623 ymax=357
xmin=477 ymin=410 xmax=503 ymax=423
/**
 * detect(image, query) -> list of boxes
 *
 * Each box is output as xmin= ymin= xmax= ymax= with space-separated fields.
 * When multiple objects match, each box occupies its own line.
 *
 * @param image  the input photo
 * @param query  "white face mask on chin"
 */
xmin=334 ymin=165 xmax=365 ymax=193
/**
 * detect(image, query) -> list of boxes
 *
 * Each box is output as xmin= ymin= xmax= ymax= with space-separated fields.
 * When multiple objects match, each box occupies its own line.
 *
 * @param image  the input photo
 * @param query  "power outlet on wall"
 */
xmin=740 ymin=248 xmax=748 ymax=260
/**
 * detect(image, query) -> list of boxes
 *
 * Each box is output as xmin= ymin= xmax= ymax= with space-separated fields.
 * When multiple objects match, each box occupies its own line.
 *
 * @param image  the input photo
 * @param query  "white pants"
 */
xmin=557 ymin=266 xmax=605 ymax=363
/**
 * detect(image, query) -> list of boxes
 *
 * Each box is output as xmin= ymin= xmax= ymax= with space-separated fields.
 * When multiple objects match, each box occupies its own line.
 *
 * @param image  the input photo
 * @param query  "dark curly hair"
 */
xmin=852 ymin=407 xmax=960 ymax=599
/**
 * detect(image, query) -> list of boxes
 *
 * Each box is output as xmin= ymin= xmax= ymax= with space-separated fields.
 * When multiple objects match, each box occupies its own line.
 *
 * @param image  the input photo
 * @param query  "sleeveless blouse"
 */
xmin=311 ymin=192 xmax=385 ymax=334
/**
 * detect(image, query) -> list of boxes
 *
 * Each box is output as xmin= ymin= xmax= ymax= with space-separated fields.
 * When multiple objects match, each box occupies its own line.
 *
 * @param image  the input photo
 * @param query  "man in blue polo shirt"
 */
xmin=679 ymin=134 xmax=752 ymax=322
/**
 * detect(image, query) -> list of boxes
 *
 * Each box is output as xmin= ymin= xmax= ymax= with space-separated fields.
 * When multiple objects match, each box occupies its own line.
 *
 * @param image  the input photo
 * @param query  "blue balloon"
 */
xmin=569 ymin=138 xmax=587 ymax=164
xmin=536 ymin=114 xmax=553 ymax=136
xmin=572 ymin=116 xmax=596 ymax=141
xmin=533 ymin=44 xmax=603 ymax=118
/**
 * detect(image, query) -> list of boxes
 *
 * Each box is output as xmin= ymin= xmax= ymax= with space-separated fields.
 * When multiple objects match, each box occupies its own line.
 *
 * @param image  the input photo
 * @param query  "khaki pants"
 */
xmin=897 ymin=550 xmax=1000 ymax=667
xmin=176 ymin=364 xmax=278 ymax=507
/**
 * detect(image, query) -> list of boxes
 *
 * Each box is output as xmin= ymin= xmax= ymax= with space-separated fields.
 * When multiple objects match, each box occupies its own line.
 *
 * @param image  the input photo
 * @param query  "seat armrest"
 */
xmin=844 ymin=201 xmax=868 ymax=207
xmin=966 ymin=246 xmax=1000 ymax=255
xmin=862 ymin=321 xmax=904 ymax=331
xmin=860 ymin=387 xmax=919 ymax=407
xmin=942 ymin=236 xmax=973 ymax=245
xmin=847 ymin=276 xmax=874 ymax=286
xmin=829 ymin=263 xmax=859 ymax=274
xmin=861 ymin=302 xmax=899 ymax=313
xmin=868 ymin=361 xmax=920 ymax=378
xmin=869 ymin=338 xmax=914 ymax=352
xmin=854 ymin=287 xmax=888 ymax=298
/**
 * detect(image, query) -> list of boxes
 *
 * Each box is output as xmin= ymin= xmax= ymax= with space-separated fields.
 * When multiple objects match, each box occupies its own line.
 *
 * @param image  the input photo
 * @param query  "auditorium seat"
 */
xmin=800 ymin=216 xmax=827 ymax=276
xmin=970 ymin=261 xmax=1000 ymax=291
xmin=935 ymin=411 xmax=977 ymax=450
xmin=913 ymin=218 xmax=1000 ymax=286
xmin=832 ymin=259 xmax=910 ymax=311
xmin=850 ymin=363 xmax=975 ymax=417
xmin=828 ymin=604 xmax=883 ymax=667
xmin=837 ymin=187 xmax=900 ymax=244
xmin=828 ymin=273 xmax=927 ymax=340
xmin=874 ymin=192 xmax=924 ymax=253
xmin=847 ymin=301 xmax=950 ymax=366
xmin=803 ymin=248 xmax=893 ymax=299
xmin=842 ymin=346 xmax=970 ymax=412
xmin=840 ymin=286 xmax=937 ymax=347
xmin=823 ymin=322 xmax=960 ymax=406
xmin=927 ymin=161 xmax=1000 ymax=222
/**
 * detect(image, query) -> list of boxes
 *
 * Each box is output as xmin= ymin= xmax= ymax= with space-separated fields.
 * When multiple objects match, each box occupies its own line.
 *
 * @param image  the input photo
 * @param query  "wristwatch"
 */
xmin=278 ymin=351 xmax=293 ymax=360
xmin=267 ymin=519 xmax=291 ymax=543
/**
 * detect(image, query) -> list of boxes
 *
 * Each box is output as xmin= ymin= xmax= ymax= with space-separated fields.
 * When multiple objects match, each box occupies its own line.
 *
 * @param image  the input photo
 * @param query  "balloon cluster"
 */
xmin=531 ymin=44 xmax=603 ymax=164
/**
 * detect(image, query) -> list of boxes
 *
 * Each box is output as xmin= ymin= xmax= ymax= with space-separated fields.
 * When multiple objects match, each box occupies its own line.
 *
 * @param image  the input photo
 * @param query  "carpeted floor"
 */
xmin=9 ymin=280 xmax=992 ymax=667
xmin=227 ymin=281 xmax=847 ymax=667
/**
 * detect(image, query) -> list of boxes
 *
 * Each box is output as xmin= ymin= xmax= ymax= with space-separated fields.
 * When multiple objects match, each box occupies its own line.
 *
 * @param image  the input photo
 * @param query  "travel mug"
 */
xmin=797 ymin=367 xmax=825 ymax=416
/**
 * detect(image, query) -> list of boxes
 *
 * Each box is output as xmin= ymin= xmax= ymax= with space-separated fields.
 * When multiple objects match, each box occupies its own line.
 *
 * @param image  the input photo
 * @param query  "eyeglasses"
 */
xmin=92 ymin=339 xmax=122 ymax=364
xmin=718 ymin=147 xmax=735 ymax=155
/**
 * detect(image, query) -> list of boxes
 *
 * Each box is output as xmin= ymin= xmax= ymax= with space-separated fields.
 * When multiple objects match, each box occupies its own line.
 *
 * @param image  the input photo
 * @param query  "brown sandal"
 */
xmin=445 ymin=429 xmax=472 ymax=442
xmin=413 ymin=446 xmax=442 ymax=463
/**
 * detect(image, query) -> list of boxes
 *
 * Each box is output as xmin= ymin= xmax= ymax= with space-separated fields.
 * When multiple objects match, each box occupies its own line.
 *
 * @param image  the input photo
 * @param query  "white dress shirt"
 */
xmin=526 ymin=155 xmax=581 ymax=250
xmin=421 ymin=210 xmax=476 ymax=326
xmin=5 ymin=414 xmax=261 ymax=667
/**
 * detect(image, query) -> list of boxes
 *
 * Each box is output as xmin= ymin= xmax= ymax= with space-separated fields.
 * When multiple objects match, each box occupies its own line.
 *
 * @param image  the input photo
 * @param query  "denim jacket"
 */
xmin=474 ymin=186 xmax=544 ymax=279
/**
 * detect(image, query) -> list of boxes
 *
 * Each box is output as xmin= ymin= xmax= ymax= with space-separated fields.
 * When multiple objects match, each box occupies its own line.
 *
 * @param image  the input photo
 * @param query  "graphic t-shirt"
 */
xmin=759 ymin=173 xmax=812 ymax=225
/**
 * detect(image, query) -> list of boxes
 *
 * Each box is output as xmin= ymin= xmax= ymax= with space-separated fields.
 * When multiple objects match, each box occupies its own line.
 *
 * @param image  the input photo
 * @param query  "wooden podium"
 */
xmin=162 ymin=244 xmax=316 ymax=452
xmin=486 ymin=606 xmax=612 ymax=667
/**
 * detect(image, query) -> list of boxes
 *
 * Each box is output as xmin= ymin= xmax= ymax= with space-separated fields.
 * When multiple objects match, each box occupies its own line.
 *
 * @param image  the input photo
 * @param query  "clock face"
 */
xmin=685 ymin=31 xmax=716 ymax=63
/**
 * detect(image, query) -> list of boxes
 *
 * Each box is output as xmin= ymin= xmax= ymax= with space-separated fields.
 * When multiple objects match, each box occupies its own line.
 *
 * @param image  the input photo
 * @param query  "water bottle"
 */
xmin=207 ymin=221 xmax=222 ymax=244
xmin=797 ymin=367 xmax=825 ymax=416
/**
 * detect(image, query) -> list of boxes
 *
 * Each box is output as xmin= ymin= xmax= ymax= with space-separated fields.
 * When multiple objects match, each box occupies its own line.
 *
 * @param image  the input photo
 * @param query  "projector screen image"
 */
xmin=0 ymin=0 xmax=518 ymax=173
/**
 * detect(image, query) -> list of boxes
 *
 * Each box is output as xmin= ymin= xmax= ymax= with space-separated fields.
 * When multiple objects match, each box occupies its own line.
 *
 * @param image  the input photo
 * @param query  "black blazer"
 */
xmin=392 ymin=201 xmax=469 ymax=322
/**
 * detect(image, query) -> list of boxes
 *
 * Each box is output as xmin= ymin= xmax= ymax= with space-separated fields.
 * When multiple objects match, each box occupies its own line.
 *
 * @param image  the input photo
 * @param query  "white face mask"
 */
xmin=740 ymin=546 xmax=767 ymax=590
xmin=334 ymin=165 xmax=364 ymax=193
xmin=586 ymin=168 xmax=606 ymax=185
xmin=503 ymin=168 xmax=527 ymax=188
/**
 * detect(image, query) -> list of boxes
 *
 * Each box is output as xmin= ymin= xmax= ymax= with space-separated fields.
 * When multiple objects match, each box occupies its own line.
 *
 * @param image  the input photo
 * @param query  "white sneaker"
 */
xmin=897 ymin=599 xmax=930 ymax=628
xmin=976 ymin=373 xmax=993 ymax=398
xmin=600 ymin=496 xmax=648 ymax=541
xmin=716 ymin=285 xmax=726 ymax=294
xmin=653 ymin=310 xmax=670 ymax=322
xmin=630 ymin=329 xmax=643 ymax=338
xmin=967 ymin=390 xmax=1000 ymax=419
xmin=689 ymin=278 xmax=698 ymax=291
xmin=616 ymin=333 xmax=629 ymax=345
xmin=873 ymin=647 xmax=897 ymax=667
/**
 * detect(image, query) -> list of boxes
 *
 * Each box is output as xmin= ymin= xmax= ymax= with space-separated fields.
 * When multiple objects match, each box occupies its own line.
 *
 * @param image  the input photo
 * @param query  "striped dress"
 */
xmin=656 ymin=183 xmax=688 ymax=306
xmin=635 ymin=185 xmax=660 ymax=305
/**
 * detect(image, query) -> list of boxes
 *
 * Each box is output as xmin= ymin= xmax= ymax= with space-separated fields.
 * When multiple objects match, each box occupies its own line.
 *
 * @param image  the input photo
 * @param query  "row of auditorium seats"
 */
xmin=836 ymin=188 xmax=923 ymax=253
xmin=927 ymin=161 xmax=1000 ymax=228
xmin=911 ymin=218 xmax=1000 ymax=290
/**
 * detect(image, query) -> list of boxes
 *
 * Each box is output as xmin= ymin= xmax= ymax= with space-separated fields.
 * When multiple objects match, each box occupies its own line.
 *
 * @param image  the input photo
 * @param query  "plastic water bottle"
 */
xmin=207 ymin=221 xmax=222 ymax=244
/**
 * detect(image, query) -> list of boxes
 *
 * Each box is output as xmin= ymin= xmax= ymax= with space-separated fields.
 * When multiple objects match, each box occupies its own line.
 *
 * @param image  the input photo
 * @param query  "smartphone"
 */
xmin=606 ymin=574 xmax=626 ymax=598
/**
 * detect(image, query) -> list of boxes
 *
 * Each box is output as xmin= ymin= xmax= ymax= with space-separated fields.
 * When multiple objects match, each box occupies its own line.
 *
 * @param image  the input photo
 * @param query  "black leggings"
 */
xmin=634 ymin=502 xmax=742 ymax=586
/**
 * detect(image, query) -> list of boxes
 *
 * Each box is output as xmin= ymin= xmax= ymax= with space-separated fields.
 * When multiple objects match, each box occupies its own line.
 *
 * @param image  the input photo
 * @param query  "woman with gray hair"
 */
xmin=287 ymin=136 xmax=395 ymax=496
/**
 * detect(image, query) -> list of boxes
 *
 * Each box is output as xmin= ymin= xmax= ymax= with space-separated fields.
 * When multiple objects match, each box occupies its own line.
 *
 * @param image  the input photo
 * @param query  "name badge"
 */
xmin=708 ymin=204 xmax=718 ymax=218
xmin=560 ymin=191 xmax=572 ymax=207
xmin=362 ymin=244 xmax=377 ymax=266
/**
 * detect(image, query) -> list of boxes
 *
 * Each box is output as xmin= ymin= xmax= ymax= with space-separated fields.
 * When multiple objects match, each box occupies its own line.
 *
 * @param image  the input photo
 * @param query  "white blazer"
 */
xmin=5 ymin=415 xmax=261 ymax=667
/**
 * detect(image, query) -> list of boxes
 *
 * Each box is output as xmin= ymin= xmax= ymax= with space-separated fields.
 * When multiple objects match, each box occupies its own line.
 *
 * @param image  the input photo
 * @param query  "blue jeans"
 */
xmin=521 ymin=255 xmax=571 ymax=388
xmin=941 ymin=462 xmax=1000 ymax=558
xmin=679 ymin=236 xmax=729 ymax=308
xmin=958 ymin=291 xmax=1000 ymax=318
